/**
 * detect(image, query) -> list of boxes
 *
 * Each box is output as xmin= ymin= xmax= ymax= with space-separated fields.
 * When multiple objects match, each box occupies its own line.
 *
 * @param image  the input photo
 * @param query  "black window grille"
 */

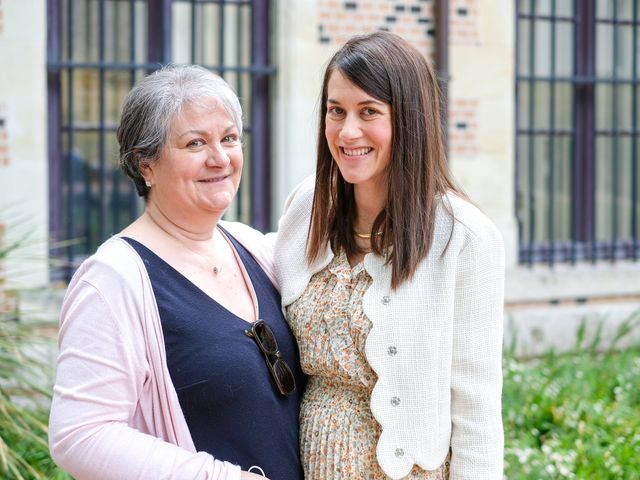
xmin=47 ymin=0 xmax=273 ymax=279
xmin=516 ymin=0 xmax=639 ymax=264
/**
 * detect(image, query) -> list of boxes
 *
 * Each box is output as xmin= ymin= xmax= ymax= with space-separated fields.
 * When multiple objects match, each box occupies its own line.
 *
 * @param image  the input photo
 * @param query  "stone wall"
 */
xmin=0 ymin=0 xmax=49 ymax=289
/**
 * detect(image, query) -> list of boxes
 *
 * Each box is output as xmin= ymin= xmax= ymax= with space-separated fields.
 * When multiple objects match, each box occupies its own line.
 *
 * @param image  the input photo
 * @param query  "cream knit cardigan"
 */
xmin=274 ymin=177 xmax=505 ymax=479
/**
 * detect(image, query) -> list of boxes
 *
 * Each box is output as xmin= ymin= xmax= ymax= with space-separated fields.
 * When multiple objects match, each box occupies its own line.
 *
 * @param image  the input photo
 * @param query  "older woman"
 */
xmin=49 ymin=65 xmax=304 ymax=480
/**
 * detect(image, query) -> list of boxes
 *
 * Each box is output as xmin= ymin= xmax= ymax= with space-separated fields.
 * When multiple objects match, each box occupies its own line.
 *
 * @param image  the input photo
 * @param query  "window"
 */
xmin=516 ymin=0 xmax=639 ymax=264
xmin=47 ymin=0 xmax=273 ymax=278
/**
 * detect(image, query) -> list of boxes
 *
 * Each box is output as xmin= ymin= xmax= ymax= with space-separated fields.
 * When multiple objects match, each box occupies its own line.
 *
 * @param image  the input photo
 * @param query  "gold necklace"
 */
xmin=354 ymin=231 xmax=383 ymax=239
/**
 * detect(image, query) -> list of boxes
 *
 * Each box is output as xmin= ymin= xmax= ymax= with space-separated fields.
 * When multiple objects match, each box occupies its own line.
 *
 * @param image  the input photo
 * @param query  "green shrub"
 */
xmin=0 ymin=222 xmax=70 ymax=480
xmin=503 ymin=335 xmax=640 ymax=479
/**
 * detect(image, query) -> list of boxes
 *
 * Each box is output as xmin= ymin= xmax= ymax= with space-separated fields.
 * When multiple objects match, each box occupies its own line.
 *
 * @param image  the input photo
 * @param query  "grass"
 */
xmin=503 ymin=318 xmax=640 ymax=479
xmin=0 ymin=218 xmax=71 ymax=480
xmin=0 ymin=316 xmax=70 ymax=480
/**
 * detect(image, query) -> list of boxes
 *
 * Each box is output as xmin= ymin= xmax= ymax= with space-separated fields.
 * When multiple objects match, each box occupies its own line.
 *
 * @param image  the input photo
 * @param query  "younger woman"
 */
xmin=275 ymin=32 xmax=505 ymax=479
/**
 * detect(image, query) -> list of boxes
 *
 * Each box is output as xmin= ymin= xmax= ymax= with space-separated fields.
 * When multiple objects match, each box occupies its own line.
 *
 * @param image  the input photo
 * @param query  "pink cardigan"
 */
xmin=49 ymin=221 xmax=276 ymax=480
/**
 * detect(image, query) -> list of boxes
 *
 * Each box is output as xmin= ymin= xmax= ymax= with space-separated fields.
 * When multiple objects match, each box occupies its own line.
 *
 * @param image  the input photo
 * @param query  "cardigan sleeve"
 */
xmin=449 ymin=227 xmax=505 ymax=479
xmin=48 ymin=271 xmax=241 ymax=480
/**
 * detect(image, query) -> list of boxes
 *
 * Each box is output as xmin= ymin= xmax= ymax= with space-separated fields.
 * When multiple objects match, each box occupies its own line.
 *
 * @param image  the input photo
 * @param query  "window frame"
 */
xmin=46 ymin=0 xmax=274 ymax=279
xmin=515 ymin=0 xmax=640 ymax=265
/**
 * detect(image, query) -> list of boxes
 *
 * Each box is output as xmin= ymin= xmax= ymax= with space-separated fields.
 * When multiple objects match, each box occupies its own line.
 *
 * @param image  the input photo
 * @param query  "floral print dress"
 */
xmin=287 ymin=250 xmax=450 ymax=480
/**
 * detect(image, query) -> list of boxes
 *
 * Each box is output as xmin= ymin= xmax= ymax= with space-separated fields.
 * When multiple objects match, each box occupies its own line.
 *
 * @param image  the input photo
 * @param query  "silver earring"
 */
xmin=145 ymin=180 xmax=152 ymax=188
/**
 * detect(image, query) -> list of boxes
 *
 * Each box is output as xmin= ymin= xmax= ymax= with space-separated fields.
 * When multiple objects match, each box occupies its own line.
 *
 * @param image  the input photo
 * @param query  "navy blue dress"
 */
xmin=123 ymin=232 xmax=305 ymax=479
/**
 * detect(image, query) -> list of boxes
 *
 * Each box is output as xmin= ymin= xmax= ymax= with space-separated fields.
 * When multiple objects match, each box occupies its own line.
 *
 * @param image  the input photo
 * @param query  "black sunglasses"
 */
xmin=245 ymin=320 xmax=296 ymax=396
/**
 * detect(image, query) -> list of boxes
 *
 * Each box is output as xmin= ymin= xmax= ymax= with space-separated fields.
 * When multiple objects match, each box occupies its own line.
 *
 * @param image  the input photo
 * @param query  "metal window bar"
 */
xmin=65 ymin=0 xmax=75 ymax=272
xmin=128 ymin=0 xmax=139 ymax=221
xmin=516 ymin=0 xmax=640 ymax=264
xmin=251 ymin=0 xmax=271 ymax=232
xmin=517 ymin=74 xmax=638 ymax=83
xmin=514 ymin=0 xmax=520 ymax=256
xmin=517 ymin=13 xmax=574 ymax=22
xmin=573 ymin=5 xmax=593 ymax=264
xmin=98 ymin=0 xmax=107 ymax=244
xmin=547 ymin=0 xmax=557 ymax=266
xmin=610 ymin=0 xmax=620 ymax=261
xmin=435 ymin=0 xmax=449 ymax=151
xmin=111 ymin=3 xmax=120 ymax=234
xmin=219 ymin=1 xmax=225 ymax=70
xmin=190 ymin=0 xmax=196 ymax=64
xmin=48 ymin=60 xmax=275 ymax=73
xmin=47 ymin=0 xmax=63 ymax=269
xmin=514 ymin=0 xmax=522 ymax=261
xmin=526 ymin=0 xmax=536 ymax=265
xmin=633 ymin=0 xmax=639 ymax=260
xmin=48 ymin=0 xmax=275 ymax=280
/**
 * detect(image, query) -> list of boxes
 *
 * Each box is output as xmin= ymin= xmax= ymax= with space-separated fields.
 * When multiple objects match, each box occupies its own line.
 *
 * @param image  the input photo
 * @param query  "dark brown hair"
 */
xmin=306 ymin=31 xmax=462 ymax=289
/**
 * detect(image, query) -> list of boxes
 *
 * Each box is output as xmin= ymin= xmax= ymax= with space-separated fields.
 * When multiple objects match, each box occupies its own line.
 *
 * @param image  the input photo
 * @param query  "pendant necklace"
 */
xmin=181 ymin=237 xmax=224 ymax=275
xmin=149 ymin=213 xmax=224 ymax=275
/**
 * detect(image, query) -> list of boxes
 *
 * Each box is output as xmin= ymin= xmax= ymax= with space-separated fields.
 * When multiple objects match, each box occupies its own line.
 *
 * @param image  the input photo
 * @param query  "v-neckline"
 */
xmin=218 ymin=226 xmax=260 ymax=323
xmin=121 ymin=230 xmax=260 ymax=325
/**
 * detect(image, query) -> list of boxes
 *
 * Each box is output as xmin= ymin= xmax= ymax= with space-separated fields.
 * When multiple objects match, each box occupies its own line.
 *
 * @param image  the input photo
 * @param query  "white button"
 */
xmin=395 ymin=448 xmax=404 ymax=457
xmin=387 ymin=346 xmax=397 ymax=356
xmin=391 ymin=396 xmax=400 ymax=406
xmin=381 ymin=295 xmax=391 ymax=305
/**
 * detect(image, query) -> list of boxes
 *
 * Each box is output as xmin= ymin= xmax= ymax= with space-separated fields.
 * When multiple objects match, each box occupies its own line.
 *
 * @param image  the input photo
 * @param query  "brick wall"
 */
xmin=448 ymin=0 xmax=481 ymax=157
xmin=317 ymin=0 xmax=436 ymax=58
xmin=449 ymin=0 xmax=480 ymax=46
xmin=449 ymin=98 xmax=478 ymax=157
xmin=316 ymin=0 xmax=482 ymax=158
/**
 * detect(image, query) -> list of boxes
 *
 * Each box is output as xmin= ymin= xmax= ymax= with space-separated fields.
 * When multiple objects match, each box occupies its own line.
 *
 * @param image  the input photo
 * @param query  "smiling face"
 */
xmin=325 ymin=69 xmax=393 ymax=196
xmin=142 ymin=98 xmax=243 ymax=223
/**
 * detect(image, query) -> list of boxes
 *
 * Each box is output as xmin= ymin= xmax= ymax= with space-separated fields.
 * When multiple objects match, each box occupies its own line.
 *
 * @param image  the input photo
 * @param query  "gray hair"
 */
xmin=117 ymin=64 xmax=243 ymax=198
